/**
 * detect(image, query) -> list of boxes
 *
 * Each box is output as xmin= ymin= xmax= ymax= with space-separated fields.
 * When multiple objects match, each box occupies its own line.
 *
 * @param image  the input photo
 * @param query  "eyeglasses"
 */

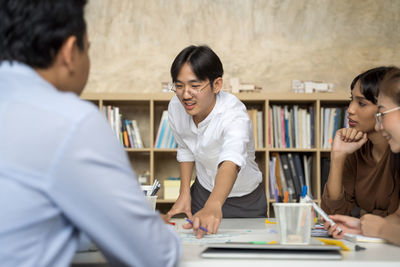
xmin=375 ymin=106 xmax=400 ymax=127
xmin=168 ymin=82 xmax=210 ymax=96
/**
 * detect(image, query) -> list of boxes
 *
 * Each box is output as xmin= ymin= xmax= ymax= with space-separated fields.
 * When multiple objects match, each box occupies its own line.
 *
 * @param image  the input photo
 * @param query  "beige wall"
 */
xmin=84 ymin=0 xmax=400 ymax=93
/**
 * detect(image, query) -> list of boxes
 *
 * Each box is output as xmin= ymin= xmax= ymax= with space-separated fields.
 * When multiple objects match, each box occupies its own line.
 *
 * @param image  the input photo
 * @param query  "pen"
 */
xmin=274 ymin=188 xmax=279 ymax=203
xmin=250 ymin=241 xmax=276 ymax=245
xmin=300 ymin=186 xmax=343 ymax=234
xmin=265 ymin=219 xmax=276 ymax=224
xmin=150 ymin=183 xmax=161 ymax=196
xmin=283 ymin=191 xmax=289 ymax=203
xmin=185 ymin=218 xmax=208 ymax=233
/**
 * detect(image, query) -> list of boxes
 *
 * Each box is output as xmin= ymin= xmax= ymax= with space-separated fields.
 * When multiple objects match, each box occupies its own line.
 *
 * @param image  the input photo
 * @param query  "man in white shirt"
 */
xmin=0 ymin=1 xmax=180 ymax=266
xmin=167 ymin=45 xmax=267 ymax=239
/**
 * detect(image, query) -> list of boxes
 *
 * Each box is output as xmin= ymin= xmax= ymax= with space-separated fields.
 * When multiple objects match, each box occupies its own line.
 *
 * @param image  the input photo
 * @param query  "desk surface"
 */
xmin=72 ymin=218 xmax=400 ymax=267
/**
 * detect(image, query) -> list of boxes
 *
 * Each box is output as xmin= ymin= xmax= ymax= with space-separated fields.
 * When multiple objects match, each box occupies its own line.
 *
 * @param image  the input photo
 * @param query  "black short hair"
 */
xmin=0 ymin=0 xmax=87 ymax=68
xmin=350 ymin=66 xmax=396 ymax=104
xmin=170 ymin=45 xmax=224 ymax=86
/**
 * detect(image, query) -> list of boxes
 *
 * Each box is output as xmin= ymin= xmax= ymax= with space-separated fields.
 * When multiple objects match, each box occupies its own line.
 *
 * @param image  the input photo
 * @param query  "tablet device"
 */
xmin=201 ymin=241 xmax=342 ymax=260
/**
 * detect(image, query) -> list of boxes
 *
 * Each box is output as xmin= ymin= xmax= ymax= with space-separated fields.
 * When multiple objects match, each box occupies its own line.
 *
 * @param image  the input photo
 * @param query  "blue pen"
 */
xmin=274 ymin=188 xmax=279 ymax=203
xmin=185 ymin=218 xmax=208 ymax=232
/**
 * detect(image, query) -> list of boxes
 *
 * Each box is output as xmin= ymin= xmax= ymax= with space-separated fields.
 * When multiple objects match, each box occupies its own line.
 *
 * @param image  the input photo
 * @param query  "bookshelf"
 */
xmin=81 ymin=92 xmax=349 ymax=216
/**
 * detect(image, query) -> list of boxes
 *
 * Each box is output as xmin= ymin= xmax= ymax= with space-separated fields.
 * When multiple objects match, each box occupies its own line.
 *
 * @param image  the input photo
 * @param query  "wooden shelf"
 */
xmin=153 ymin=149 xmax=177 ymax=153
xmin=268 ymin=148 xmax=317 ymax=152
xmin=125 ymin=148 xmax=151 ymax=152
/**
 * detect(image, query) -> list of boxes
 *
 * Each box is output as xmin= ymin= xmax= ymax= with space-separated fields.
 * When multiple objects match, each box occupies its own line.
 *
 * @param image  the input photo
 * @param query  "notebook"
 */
xmin=343 ymin=233 xmax=385 ymax=243
xmin=201 ymin=240 xmax=342 ymax=260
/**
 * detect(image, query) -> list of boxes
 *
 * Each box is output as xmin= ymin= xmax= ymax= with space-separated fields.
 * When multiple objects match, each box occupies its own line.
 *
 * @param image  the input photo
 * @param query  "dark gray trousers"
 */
xmin=190 ymin=179 xmax=267 ymax=218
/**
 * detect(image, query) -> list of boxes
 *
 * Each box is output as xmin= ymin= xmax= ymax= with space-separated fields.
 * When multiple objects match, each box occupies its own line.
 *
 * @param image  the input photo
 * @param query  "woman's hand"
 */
xmin=323 ymin=214 xmax=362 ymax=238
xmin=331 ymin=128 xmax=368 ymax=156
xmin=360 ymin=214 xmax=386 ymax=237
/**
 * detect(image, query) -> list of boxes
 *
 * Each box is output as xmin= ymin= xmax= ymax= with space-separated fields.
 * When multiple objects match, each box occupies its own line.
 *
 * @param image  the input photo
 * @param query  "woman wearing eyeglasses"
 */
xmin=321 ymin=66 xmax=399 ymax=219
xmin=324 ymin=68 xmax=400 ymax=246
xmin=165 ymin=45 xmax=267 ymax=238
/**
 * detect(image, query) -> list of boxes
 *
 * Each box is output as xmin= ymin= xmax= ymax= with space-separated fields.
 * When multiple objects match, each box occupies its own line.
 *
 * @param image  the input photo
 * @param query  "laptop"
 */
xmin=201 ymin=240 xmax=342 ymax=260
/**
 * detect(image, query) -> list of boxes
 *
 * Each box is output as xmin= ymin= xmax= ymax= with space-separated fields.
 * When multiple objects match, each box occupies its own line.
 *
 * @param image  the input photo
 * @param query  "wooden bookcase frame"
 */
xmin=81 ymin=92 xmax=349 ymax=216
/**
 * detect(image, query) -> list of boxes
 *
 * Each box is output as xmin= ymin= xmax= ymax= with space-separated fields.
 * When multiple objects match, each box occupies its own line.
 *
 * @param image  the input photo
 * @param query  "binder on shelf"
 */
xmin=268 ymin=157 xmax=277 ymax=198
xmin=279 ymin=153 xmax=296 ymax=199
xmin=278 ymin=155 xmax=288 ymax=196
xmin=303 ymin=154 xmax=313 ymax=198
xmin=271 ymin=152 xmax=284 ymax=197
xmin=293 ymin=153 xmax=305 ymax=190
xmin=287 ymin=153 xmax=301 ymax=198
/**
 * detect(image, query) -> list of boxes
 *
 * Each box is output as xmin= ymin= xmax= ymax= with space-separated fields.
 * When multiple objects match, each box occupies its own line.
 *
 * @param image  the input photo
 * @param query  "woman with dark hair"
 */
xmin=321 ymin=66 xmax=399 ymax=218
xmin=325 ymin=68 xmax=400 ymax=246
xmin=166 ymin=45 xmax=267 ymax=238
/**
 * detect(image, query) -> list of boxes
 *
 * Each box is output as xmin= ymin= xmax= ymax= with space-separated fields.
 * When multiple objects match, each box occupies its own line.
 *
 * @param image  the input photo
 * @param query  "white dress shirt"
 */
xmin=168 ymin=91 xmax=262 ymax=197
xmin=0 ymin=62 xmax=180 ymax=267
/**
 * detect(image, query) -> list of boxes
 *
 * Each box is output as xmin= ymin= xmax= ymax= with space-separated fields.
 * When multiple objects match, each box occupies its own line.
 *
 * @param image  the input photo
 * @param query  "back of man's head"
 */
xmin=0 ymin=0 xmax=87 ymax=69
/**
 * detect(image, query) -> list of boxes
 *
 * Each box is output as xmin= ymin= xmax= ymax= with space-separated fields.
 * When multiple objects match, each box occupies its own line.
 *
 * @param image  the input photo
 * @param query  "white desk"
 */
xmin=72 ymin=218 xmax=400 ymax=266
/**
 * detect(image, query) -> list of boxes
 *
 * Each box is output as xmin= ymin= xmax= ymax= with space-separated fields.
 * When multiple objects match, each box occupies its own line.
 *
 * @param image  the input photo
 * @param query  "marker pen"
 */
xmin=185 ymin=218 xmax=208 ymax=233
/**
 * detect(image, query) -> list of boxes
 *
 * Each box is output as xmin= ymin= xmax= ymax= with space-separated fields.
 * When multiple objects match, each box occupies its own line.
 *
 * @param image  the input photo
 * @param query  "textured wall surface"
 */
xmin=84 ymin=0 xmax=400 ymax=93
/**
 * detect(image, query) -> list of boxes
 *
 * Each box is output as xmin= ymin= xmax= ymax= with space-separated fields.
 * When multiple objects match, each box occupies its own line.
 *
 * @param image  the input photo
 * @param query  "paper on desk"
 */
xmin=178 ymin=228 xmax=278 ymax=245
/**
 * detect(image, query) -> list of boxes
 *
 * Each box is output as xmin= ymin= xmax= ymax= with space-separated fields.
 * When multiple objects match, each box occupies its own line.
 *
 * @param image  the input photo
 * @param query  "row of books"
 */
xmin=268 ymin=105 xmax=315 ymax=149
xmin=247 ymin=109 xmax=264 ymax=148
xmin=320 ymin=107 xmax=348 ymax=149
xmin=103 ymin=105 xmax=144 ymax=148
xmin=154 ymin=110 xmax=178 ymax=149
xmin=269 ymin=152 xmax=313 ymax=200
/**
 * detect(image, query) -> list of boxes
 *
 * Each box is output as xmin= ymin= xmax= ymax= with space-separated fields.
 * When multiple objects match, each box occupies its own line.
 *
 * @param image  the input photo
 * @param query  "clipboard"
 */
xmin=201 ymin=239 xmax=342 ymax=260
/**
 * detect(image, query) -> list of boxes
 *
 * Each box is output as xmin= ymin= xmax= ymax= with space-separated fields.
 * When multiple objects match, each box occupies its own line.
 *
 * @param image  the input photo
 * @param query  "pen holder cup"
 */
xmin=146 ymin=195 xmax=158 ymax=211
xmin=273 ymin=203 xmax=313 ymax=244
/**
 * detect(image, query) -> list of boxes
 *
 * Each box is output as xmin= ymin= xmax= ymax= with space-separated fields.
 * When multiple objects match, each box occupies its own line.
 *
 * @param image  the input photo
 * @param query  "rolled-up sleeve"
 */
xmin=218 ymin=110 xmax=250 ymax=168
xmin=321 ymin=156 xmax=356 ymax=216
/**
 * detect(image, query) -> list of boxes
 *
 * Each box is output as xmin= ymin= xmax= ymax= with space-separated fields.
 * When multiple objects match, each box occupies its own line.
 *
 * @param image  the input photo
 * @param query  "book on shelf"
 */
xmin=257 ymin=111 xmax=264 ymax=148
xmin=268 ymin=107 xmax=273 ymax=148
xmin=131 ymin=120 xmax=144 ymax=148
xmin=271 ymin=153 xmax=313 ymax=200
xmin=154 ymin=110 xmax=177 ymax=149
xmin=247 ymin=109 xmax=264 ymax=149
xmin=321 ymin=107 xmax=347 ymax=149
xmin=121 ymin=118 xmax=130 ymax=148
xmin=269 ymin=104 xmax=313 ymax=149
xmin=102 ymin=105 xmax=144 ymax=148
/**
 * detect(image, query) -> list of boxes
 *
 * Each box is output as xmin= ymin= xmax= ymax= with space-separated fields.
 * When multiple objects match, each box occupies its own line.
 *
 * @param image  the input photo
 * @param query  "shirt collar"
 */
xmin=0 ymin=60 xmax=58 ymax=93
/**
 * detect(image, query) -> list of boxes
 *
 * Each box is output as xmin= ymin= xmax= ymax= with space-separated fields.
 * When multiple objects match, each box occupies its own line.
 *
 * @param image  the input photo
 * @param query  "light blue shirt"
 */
xmin=0 ymin=62 xmax=181 ymax=267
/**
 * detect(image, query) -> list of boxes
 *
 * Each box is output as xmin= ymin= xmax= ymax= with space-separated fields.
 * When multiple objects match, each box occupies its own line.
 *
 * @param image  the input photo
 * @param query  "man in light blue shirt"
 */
xmin=0 ymin=1 xmax=180 ymax=266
